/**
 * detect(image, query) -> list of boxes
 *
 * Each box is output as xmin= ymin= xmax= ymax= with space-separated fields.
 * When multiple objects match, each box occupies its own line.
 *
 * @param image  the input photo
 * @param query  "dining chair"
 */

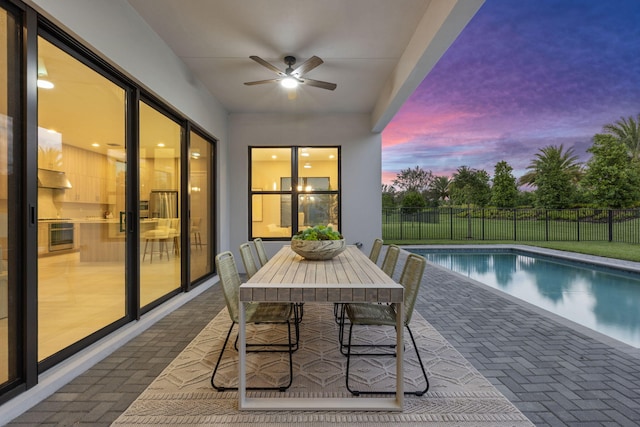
xmin=239 ymin=242 xmax=259 ymax=279
xmin=369 ymin=238 xmax=384 ymax=264
xmin=211 ymin=251 xmax=299 ymax=392
xmin=340 ymin=253 xmax=429 ymax=396
xmin=253 ymin=237 xmax=269 ymax=267
xmin=251 ymin=239 xmax=304 ymax=322
xmin=381 ymin=244 xmax=400 ymax=278
xmin=334 ymin=237 xmax=385 ymax=323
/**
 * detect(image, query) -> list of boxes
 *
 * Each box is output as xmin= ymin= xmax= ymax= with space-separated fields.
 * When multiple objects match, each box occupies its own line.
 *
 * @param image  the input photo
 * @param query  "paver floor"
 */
xmin=6 ymin=247 xmax=640 ymax=427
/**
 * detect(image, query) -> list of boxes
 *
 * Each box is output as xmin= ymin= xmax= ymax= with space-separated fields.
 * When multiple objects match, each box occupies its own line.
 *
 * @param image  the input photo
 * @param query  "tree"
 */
xmin=582 ymin=134 xmax=640 ymax=208
xmin=491 ymin=161 xmax=518 ymax=208
xmin=518 ymin=144 xmax=582 ymax=208
xmin=449 ymin=166 xmax=491 ymax=207
xmin=381 ymin=184 xmax=397 ymax=210
xmin=391 ymin=166 xmax=433 ymax=193
xmin=603 ymin=114 xmax=640 ymax=163
xmin=400 ymin=190 xmax=426 ymax=214
xmin=428 ymin=176 xmax=451 ymax=205
xmin=450 ymin=166 xmax=491 ymax=238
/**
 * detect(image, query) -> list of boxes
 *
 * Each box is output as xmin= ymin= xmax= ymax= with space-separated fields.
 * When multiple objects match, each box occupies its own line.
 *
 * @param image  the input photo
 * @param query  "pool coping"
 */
xmin=402 ymin=244 xmax=640 ymax=360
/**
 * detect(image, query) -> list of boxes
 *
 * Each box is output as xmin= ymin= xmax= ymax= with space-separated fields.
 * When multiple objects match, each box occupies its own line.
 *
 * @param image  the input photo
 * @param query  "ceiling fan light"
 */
xmin=281 ymin=77 xmax=298 ymax=89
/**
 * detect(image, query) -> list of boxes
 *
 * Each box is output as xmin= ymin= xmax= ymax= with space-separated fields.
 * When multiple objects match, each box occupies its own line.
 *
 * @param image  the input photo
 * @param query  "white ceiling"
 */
xmin=127 ymin=0 xmax=484 ymax=130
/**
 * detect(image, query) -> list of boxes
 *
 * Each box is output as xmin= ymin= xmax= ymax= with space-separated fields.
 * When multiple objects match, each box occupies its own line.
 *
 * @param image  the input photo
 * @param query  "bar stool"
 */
xmin=142 ymin=218 xmax=170 ymax=262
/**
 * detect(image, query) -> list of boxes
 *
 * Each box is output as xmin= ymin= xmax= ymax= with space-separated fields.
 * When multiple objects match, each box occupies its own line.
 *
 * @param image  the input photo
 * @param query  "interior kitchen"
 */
xmin=32 ymin=36 xmax=210 ymax=363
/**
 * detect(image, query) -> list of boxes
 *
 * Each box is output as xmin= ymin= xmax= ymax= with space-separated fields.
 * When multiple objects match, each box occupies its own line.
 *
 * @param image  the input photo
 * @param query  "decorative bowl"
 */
xmin=290 ymin=239 xmax=346 ymax=260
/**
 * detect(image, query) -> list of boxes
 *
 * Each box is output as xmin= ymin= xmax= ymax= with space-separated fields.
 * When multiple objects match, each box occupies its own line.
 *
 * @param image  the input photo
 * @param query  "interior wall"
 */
xmin=229 ymin=113 xmax=382 ymax=270
xmin=25 ymin=0 xmax=231 ymax=251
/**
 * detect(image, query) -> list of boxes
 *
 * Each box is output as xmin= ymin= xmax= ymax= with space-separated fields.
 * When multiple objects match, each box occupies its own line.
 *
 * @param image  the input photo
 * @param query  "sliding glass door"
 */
xmin=36 ymin=36 xmax=127 ymax=361
xmin=139 ymin=101 xmax=182 ymax=306
xmin=0 ymin=4 xmax=20 ymax=388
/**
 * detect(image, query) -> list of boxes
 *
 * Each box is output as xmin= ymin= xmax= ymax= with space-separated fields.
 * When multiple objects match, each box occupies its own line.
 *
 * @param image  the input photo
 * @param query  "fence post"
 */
xmin=482 ymin=209 xmax=485 ymax=240
xmin=576 ymin=209 xmax=580 ymax=242
xmin=513 ymin=209 xmax=517 ymax=240
xmin=545 ymin=210 xmax=549 ymax=241
xmin=450 ymin=208 xmax=453 ymax=240
xmin=400 ymin=208 xmax=404 ymax=240
xmin=608 ymin=209 xmax=613 ymax=242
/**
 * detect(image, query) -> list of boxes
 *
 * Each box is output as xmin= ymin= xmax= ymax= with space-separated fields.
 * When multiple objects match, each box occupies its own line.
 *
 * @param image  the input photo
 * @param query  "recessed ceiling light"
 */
xmin=37 ymin=79 xmax=54 ymax=89
xmin=301 ymin=152 xmax=310 ymax=157
xmin=304 ymin=163 xmax=312 ymax=169
xmin=157 ymin=143 xmax=165 ymax=147
xmin=329 ymin=154 xmax=335 ymax=159
xmin=271 ymin=155 xmax=277 ymax=159
xmin=91 ymin=143 xmax=100 ymax=147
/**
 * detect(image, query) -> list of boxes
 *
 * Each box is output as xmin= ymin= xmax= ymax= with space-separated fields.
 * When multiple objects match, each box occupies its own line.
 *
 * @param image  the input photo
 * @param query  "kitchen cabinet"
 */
xmin=62 ymin=144 xmax=108 ymax=203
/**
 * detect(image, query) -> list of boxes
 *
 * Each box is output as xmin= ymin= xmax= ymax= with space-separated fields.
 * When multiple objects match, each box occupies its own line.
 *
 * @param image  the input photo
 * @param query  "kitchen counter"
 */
xmin=72 ymin=219 xmax=158 ymax=262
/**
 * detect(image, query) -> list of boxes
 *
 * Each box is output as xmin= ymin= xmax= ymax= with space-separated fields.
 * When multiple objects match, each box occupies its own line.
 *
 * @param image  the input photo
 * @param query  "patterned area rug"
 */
xmin=113 ymin=304 xmax=533 ymax=426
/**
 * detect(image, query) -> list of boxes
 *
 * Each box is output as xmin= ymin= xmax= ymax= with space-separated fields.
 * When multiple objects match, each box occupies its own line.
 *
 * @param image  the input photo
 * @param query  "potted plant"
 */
xmin=291 ymin=224 xmax=346 ymax=260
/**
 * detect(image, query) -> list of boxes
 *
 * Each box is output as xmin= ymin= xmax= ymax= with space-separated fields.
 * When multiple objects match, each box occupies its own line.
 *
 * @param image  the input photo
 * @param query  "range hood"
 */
xmin=37 ymin=168 xmax=73 ymax=189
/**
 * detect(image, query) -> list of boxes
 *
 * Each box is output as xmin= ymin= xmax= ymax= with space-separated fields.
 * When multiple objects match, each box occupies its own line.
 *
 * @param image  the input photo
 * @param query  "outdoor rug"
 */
xmin=113 ymin=304 xmax=533 ymax=426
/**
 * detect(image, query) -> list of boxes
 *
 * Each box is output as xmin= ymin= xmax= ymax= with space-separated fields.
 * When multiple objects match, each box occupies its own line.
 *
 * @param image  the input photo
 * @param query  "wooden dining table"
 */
xmin=238 ymin=245 xmax=405 ymax=411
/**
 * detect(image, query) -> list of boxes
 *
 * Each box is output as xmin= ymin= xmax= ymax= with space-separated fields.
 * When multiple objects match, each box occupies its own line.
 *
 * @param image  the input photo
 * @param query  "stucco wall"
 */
xmin=229 ymin=113 xmax=382 ymax=269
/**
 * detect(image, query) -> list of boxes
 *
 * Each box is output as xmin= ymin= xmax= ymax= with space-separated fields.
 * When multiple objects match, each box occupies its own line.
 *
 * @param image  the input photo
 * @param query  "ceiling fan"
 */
xmin=244 ymin=55 xmax=337 ymax=91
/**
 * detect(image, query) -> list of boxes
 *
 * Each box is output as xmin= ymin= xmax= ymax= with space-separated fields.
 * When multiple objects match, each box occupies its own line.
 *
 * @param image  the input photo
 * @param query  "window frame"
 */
xmin=248 ymin=146 xmax=341 ymax=241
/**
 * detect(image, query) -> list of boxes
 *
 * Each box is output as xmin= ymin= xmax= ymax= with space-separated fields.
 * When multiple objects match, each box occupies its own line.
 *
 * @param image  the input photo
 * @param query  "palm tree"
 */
xmin=518 ymin=144 xmax=582 ymax=187
xmin=603 ymin=114 xmax=640 ymax=162
xmin=518 ymin=144 xmax=583 ymax=208
xmin=429 ymin=176 xmax=450 ymax=203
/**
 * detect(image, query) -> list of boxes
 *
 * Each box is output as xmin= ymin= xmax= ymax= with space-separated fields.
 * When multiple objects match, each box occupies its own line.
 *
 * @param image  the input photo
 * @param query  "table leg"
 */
xmin=395 ymin=302 xmax=404 ymax=407
xmin=239 ymin=301 xmax=247 ymax=409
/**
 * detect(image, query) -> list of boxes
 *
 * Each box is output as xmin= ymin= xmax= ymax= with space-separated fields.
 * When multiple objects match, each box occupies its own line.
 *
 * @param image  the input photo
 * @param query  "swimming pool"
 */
xmin=409 ymin=248 xmax=640 ymax=348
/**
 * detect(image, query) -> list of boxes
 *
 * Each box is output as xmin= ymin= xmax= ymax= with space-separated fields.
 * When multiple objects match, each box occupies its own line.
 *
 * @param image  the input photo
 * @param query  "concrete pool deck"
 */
xmin=6 ymin=245 xmax=640 ymax=426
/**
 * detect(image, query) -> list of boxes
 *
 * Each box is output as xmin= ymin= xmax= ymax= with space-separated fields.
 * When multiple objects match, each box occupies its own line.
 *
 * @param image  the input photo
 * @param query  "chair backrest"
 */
xmin=381 ymin=244 xmax=400 ymax=278
xmin=215 ymin=251 xmax=242 ymax=323
xmin=398 ymin=253 xmax=426 ymax=325
xmin=239 ymin=242 xmax=259 ymax=279
xmin=253 ymin=238 xmax=269 ymax=267
xmin=369 ymin=238 xmax=383 ymax=263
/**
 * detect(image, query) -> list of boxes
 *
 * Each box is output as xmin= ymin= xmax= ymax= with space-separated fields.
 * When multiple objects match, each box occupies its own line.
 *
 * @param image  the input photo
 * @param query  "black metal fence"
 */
xmin=382 ymin=207 xmax=640 ymax=244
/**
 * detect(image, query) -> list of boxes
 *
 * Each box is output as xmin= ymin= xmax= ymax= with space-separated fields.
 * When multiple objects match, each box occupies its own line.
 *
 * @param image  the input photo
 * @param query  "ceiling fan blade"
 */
xmin=301 ymin=78 xmax=337 ymax=91
xmin=244 ymin=78 xmax=282 ymax=86
xmin=292 ymin=55 xmax=323 ymax=77
xmin=249 ymin=56 xmax=285 ymax=76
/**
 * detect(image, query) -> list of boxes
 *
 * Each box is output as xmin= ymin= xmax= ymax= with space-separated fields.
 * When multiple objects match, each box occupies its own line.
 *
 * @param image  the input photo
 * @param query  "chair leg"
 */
xmin=142 ymin=239 xmax=149 ymax=262
xmin=211 ymin=322 xmax=235 ymax=391
xmin=344 ymin=324 xmax=429 ymax=396
xmin=212 ymin=320 xmax=297 ymax=392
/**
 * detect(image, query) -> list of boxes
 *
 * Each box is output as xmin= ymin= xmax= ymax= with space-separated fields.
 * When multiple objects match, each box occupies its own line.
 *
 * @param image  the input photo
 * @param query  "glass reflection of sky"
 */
xmin=419 ymin=251 xmax=640 ymax=348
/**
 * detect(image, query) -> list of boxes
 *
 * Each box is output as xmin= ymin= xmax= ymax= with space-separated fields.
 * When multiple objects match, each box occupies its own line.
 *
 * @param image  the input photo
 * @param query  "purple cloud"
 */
xmin=383 ymin=0 xmax=640 ymax=184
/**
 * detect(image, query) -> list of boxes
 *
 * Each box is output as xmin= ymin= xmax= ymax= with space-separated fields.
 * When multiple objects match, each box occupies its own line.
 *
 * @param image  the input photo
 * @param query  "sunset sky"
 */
xmin=381 ymin=0 xmax=640 ymax=186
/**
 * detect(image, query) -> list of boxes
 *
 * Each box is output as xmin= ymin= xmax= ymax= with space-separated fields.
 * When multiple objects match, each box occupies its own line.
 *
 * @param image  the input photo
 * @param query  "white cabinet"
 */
xmin=62 ymin=145 xmax=107 ymax=203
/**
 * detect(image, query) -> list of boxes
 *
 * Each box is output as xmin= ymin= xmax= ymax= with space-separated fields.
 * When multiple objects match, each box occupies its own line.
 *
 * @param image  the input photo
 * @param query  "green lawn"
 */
xmin=385 ymin=239 xmax=640 ymax=263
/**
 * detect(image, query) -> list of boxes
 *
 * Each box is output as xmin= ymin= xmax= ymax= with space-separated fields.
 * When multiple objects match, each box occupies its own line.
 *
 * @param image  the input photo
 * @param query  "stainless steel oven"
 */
xmin=49 ymin=222 xmax=75 ymax=251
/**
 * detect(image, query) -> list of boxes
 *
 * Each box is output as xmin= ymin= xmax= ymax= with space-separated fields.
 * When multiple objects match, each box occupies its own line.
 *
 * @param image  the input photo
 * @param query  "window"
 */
xmin=250 ymin=147 xmax=340 ymax=239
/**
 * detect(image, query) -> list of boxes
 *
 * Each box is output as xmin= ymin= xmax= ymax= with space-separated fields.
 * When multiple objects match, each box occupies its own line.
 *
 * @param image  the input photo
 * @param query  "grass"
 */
xmin=385 ymin=239 xmax=640 ymax=262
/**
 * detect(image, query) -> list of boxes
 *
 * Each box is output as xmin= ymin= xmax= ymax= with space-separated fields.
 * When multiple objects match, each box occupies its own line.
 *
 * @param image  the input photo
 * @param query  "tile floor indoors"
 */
xmin=6 ymin=247 xmax=640 ymax=427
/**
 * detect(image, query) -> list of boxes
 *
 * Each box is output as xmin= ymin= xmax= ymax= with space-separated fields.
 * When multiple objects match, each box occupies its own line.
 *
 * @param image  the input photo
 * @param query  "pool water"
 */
xmin=411 ymin=250 xmax=640 ymax=348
